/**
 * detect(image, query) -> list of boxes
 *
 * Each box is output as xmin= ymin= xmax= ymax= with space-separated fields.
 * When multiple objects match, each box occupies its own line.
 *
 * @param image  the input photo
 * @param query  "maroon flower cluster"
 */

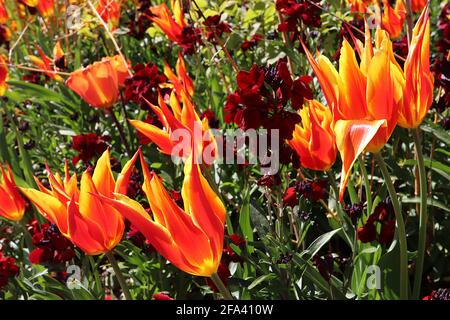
xmin=0 ymin=251 xmax=19 ymax=290
xmin=124 ymin=63 xmax=168 ymax=109
xmin=432 ymin=3 xmax=450 ymax=116
xmin=241 ymin=34 xmax=264 ymax=52
xmin=283 ymin=179 xmax=328 ymax=207
xmin=127 ymin=1 xmax=153 ymax=40
xmin=276 ymin=0 xmax=321 ymax=40
xmin=357 ymin=199 xmax=396 ymax=245
xmin=71 ymin=133 xmax=110 ymax=165
xmin=27 ymin=220 xmax=76 ymax=265
xmin=224 ymin=61 xmax=312 ymax=139
xmin=203 ymin=14 xmax=232 ymax=43
xmin=178 ymin=25 xmax=202 ymax=55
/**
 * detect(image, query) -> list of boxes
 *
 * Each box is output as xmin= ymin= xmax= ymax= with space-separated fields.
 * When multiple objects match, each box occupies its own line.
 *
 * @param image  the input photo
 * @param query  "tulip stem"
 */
xmin=412 ymin=128 xmax=428 ymax=300
xmin=359 ymin=156 xmax=373 ymax=215
xmin=105 ymin=251 xmax=132 ymax=300
xmin=374 ymin=153 xmax=409 ymax=300
xmin=210 ymin=273 xmax=233 ymax=300
xmin=108 ymin=110 xmax=132 ymax=156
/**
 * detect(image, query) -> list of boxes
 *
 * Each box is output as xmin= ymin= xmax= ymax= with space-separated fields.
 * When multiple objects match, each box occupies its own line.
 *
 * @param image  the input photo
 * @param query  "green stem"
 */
xmin=88 ymin=256 xmax=103 ymax=298
xmin=105 ymin=251 xmax=132 ymax=300
xmin=108 ymin=110 xmax=132 ymax=156
xmin=347 ymin=179 xmax=358 ymax=204
xmin=374 ymin=152 xmax=409 ymax=300
xmin=359 ymin=156 xmax=373 ymax=215
xmin=210 ymin=272 xmax=233 ymax=300
xmin=412 ymin=128 xmax=428 ymax=300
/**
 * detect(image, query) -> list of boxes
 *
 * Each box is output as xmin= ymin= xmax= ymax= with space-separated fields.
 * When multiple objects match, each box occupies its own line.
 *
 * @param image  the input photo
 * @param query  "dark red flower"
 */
xmin=296 ymin=179 xmax=327 ymax=202
xmin=152 ymin=292 xmax=175 ymax=300
xmin=204 ymin=14 xmax=232 ymax=42
xmin=124 ymin=63 xmax=168 ymax=109
xmin=27 ymin=220 xmax=75 ymax=265
xmin=200 ymin=109 xmax=219 ymax=128
xmin=0 ymin=251 xmax=19 ymax=290
xmin=283 ymin=186 xmax=298 ymax=207
xmin=241 ymin=34 xmax=263 ymax=52
xmin=178 ymin=26 xmax=202 ymax=55
xmin=257 ymin=174 xmax=282 ymax=187
xmin=379 ymin=219 xmax=395 ymax=245
xmin=71 ymin=133 xmax=110 ymax=165
xmin=357 ymin=222 xmax=377 ymax=243
xmin=276 ymin=0 xmax=321 ymax=41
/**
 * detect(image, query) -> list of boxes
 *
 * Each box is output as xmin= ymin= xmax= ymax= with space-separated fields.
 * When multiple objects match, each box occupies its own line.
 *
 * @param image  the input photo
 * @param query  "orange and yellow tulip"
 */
xmin=37 ymin=0 xmax=54 ymax=17
xmin=0 ymin=0 xmax=9 ymax=24
xmin=0 ymin=54 xmax=8 ymax=96
xmin=398 ymin=5 xmax=433 ymax=128
xmin=163 ymin=51 xmax=195 ymax=101
xmin=303 ymin=23 xmax=404 ymax=201
xmin=96 ymin=0 xmax=121 ymax=30
xmin=381 ymin=0 xmax=406 ymax=39
xmin=20 ymin=150 xmax=138 ymax=255
xmin=20 ymin=0 xmax=38 ymax=7
xmin=0 ymin=162 xmax=26 ymax=221
xmin=288 ymin=100 xmax=337 ymax=171
xmin=149 ymin=0 xmax=187 ymax=43
xmin=66 ymin=55 xmax=129 ymax=109
xmin=130 ymin=57 xmax=216 ymax=162
xmin=411 ymin=0 xmax=427 ymax=13
xmin=347 ymin=0 xmax=373 ymax=13
xmin=28 ymin=43 xmax=64 ymax=82
xmin=97 ymin=150 xmax=226 ymax=277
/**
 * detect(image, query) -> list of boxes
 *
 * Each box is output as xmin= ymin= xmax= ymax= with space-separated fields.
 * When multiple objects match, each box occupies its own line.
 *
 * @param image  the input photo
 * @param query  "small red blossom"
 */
xmin=124 ymin=63 xmax=168 ymax=109
xmin=71 ymin=133 xmax=110 ymax=165
xmin=152 ymin=292 xmax=175 ymax=300
xmin=0 ymin=251 xmax=19 ymax=290
xmin=27 ymin=220 xmax=76 ymax=265
xmin=283 ymin=186 xmax=298 ymax=207
xmin=203 ymin=14 xmax=231 ymax=42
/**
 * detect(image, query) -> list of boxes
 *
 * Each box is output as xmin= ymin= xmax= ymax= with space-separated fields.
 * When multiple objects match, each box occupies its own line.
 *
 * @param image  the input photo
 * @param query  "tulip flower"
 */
xmin=66 ymin=55 xmax=129 ymax=109
xmin=0 ymin=0 xmax=8 ymax=24
xmin=346 ymin=0 xmax=373 ymax=13
xmin=149 ymin=0 xmax=187 ymax=43
xmin=163 ymin=51 xmax=195 ymax=101
xmin=302 ymin=23 xmax=404 ymax=201
xmin=130 ymin=93 xmax=216 ymax=163
xmin=398 ymin=6 xmax=433 ymax=128
xmin=28 ymin=43 xmax=64 ymax=82
xmin=130 ymin=56 xmax=216 ymax=164
xmin=20 ymin=0 xmax=38 ymax=6
xmin=96 ymin=149 xmax=226 ymax=277
xmin=20 ymin=150 xmax=139 ymax=255
xmin=37 ymin=0 xmax=54 ymax=17
xmin=96 ymin=0 xmax=120 ymax=30
xmin=0 ymin=162 xmax=26 ymax=221
xmin=0 ymin=54 xmax=8 ymax=96
xmin=288 ymin=100 xmax=337 ymax=171
xmin=381 ymin=0 xmax=406 ymax=39
xmin=411 ymin=0 xmax=427 ymax=13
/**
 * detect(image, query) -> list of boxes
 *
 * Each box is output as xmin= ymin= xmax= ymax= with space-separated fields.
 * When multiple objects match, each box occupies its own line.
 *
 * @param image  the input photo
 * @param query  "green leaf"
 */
xmin=303 ymin=228 xmax=341 ymax=259
xmin=401 ymin=197 xmax=450 ymax=213
xmin=421 ymin=123 xmax=450 ymax=145
xmin=248 ymin=274 xmax=276 ymax=290
xmin=239 ymin=188 xmax=254 ymax=253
